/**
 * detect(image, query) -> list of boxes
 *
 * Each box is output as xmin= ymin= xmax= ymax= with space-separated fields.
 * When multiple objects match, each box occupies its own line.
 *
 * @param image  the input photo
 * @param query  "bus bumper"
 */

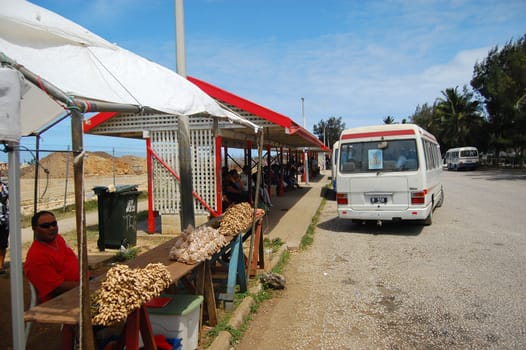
xmin=337 ymin=205 xmax=431 ymax=222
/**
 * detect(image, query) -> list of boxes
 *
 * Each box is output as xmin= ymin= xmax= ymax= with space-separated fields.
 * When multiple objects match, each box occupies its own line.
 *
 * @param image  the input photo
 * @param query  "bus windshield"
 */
xmin=460 ymin=149 xmax=478 ymax=157
xmin=339 ymin=139 xmax=418 ymax=173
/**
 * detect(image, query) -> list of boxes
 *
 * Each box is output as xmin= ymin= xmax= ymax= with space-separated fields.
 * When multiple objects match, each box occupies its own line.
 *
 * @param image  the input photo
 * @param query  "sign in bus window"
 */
xmin=368 ymin=149 xmax=383 ymax=170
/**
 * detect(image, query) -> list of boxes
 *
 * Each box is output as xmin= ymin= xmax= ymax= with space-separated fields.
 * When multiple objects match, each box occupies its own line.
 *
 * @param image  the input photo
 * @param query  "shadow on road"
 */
xmin=451 ymin=169 xmax=526 ymax=181
xmin=318 ymin=217 xmax=424 ymax=236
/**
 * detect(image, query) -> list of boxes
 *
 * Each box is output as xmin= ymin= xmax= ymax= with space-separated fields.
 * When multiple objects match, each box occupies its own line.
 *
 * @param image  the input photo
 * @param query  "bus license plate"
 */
xmin=370 ymin=197 xmax=387 ymax=204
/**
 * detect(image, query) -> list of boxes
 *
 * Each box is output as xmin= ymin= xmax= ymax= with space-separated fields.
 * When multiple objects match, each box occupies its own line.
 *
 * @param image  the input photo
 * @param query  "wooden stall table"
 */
xmin=209 ymin=213 xmax=265 ymax=311
xmin=24 ymin=237 xmax=215 ymax=349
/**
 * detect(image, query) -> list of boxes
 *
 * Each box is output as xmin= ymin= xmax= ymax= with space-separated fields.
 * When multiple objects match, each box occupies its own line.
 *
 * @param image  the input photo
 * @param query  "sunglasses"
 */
xmin=38 ymin=221 xmax=58 ymax=229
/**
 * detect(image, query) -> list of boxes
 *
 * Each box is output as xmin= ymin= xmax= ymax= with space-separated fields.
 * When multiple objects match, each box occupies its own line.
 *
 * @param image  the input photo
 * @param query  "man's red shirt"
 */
xmin=24 ymin=234 xmax=80 ymax=302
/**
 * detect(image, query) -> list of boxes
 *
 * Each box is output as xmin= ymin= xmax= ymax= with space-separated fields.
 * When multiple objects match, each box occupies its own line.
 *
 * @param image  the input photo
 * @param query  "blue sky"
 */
xmin=18 ymin=0 xmax=526 ymax=159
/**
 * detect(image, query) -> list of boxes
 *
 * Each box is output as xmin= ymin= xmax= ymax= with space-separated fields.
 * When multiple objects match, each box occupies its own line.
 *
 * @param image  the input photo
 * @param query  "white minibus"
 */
xmin=443 ymin=147 xmax=479 ymax=170
xmin=336 ymin=124 xmax=444 ymax=225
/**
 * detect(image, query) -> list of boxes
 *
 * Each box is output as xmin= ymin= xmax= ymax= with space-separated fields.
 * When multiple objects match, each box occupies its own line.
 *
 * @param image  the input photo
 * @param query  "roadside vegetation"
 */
xmin=313 ymin=35 xmax=526 ymax=167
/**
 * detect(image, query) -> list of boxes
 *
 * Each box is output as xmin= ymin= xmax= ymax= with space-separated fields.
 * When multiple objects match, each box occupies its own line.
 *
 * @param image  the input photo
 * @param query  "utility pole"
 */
xmin=301 ymin=97 xmax=305 ymax=127
xmin=175 ymin=0 xmax=195 ymax=229
xmin=301 ymin=97 xmax=309 ymax=185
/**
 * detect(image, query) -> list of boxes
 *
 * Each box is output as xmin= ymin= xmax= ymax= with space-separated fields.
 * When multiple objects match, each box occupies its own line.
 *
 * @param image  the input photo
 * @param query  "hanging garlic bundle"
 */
xmin=218 ymin=202 xmax=254 ymax=236
xmin=91 ymin=263 xmax=171 ymax=326
xmin=169 ymin=225 xmax=227 ymax=264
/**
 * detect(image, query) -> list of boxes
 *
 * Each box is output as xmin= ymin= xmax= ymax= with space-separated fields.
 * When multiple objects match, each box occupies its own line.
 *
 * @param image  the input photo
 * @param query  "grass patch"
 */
xmin=263 ymin=237 xmax=285 ymax=253
xmin=271 ymin=250 xmax=290 ymax=275
xmin=111 ymin=246 xmax=139 ymax=262
xmin=299 ymin=197 xmax=326 ymax=249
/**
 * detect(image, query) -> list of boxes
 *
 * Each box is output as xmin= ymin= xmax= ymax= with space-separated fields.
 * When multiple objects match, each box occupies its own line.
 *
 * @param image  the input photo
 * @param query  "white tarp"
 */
xmin=0 ymin=68 xmax=23 ymax=142
xmin=0 ymin=0 xmax=255 ymax=137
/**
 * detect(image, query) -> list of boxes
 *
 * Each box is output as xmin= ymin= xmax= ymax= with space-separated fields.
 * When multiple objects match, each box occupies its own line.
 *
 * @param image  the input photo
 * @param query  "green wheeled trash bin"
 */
xmin=93 ymin=184 xmax=140 ymax=251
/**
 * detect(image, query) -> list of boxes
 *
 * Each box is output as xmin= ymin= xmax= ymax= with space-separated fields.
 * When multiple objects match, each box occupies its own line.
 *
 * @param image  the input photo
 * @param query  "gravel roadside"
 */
xmin=235 ymin=170 xmax=526 ymax=350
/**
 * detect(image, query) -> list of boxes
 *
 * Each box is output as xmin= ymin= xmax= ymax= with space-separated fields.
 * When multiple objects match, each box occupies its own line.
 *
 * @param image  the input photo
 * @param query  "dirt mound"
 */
xmin=21 ymin=152 xmax=146 ymax=178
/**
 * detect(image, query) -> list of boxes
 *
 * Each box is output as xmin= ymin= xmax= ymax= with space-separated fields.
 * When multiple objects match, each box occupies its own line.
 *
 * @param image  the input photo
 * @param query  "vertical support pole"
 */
xmin=249 ymin=218 xmax=264 ymax=276
xmin=62 ymin=325 xmax=75 ymax=350
xmin=146 ymin=137 xmax=155 ymax=233
xmin=266 ymin=144 xmax=271 ymax=199
xmin=215 ymin=135 xmax=222 ymax=214
xmin=8 ymin=141 xmax=25 ymax=350
xmin=178 ymin=117 xmax=195 ymax=230
xmin=246 ymin=140 xmax=253 ymax=204
xmin=71 ymin=109 xmax=95 ymax=350
xmin=139 ymin=306 xmax=156 ymax=350
xmin=223 ymin=145 xmax=228 ymax=169
xmin=279 ymin=146 xmax=284 ymax=195
xmin=124 ymin=309 xmax=140 ymax=350
xmin=33 ymin=135 xmax=39 ymax=215
xmin=304 ymin=148 xmax=309 ymax=185
xmin=175 ymin=0 xmax=195 ymax=230
xmin=197 ymin=261 xmax=217 ymax=326
xmin=247 ymin=131 xmax=264 ymax=279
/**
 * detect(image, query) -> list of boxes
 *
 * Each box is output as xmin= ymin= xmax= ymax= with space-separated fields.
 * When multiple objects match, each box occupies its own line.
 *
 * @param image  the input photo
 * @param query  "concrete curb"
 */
xmin=228 ymin=297 xmax=255 ymax=330
xmin=207 ymin=331 xmax=232 ymax=350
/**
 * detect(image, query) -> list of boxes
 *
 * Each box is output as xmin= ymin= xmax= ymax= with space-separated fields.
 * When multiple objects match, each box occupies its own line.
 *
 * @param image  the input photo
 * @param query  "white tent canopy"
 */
xmin=1 ymin=1 xmax=260 ymax=348
xmin=0 ymin=0 xmax=259 ymax=138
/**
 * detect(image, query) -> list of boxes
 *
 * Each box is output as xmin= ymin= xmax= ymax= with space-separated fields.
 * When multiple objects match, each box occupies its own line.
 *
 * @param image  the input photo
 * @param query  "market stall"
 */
xmin=24 ymin=204 xmax=265 ymax=348
xmin=1 ymin=1 xmax=260 ymax=348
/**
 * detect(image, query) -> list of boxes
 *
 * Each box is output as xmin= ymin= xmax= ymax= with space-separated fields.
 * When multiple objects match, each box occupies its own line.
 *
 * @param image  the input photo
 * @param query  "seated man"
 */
xmin=223 ymin=170 xmax=249 ymax=205
xmin=24 ymin=210 xmax=83 ymax=302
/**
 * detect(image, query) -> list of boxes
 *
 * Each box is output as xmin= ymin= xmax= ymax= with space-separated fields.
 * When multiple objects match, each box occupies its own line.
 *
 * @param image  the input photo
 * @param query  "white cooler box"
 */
xmin=146 ymin=294 xmax=203 ymax=350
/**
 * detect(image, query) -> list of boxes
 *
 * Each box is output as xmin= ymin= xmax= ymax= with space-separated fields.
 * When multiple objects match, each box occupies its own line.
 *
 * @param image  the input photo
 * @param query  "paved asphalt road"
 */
xmin=236 ymin=169 xmax=526 ymax=349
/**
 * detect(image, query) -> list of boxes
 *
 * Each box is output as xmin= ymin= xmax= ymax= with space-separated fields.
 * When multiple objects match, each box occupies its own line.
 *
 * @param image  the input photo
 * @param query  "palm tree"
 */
xmin=383 ymin=116 xmax=395 ymax=124
xmin=434 ymin=86 xmax=483 ymax=146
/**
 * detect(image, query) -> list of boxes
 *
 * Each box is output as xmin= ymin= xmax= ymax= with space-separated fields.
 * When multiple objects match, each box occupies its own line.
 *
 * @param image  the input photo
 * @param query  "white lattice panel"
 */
xmin=152 ymin=130 xmax=180 ymax=214
xmin=151 ymin=128 xmax=217 ymax=216
xmin=190 ymin=128 xmax=217 ymax=214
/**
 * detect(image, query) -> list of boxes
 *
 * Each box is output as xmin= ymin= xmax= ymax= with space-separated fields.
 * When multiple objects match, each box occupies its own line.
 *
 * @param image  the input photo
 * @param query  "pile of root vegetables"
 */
xmin=91 ymin=263 xmax=171 ymax=326
xmin=169 ymin=202 xmax=259 ymax=264
xmin=168 ymin=224 xmax=227 ymax=264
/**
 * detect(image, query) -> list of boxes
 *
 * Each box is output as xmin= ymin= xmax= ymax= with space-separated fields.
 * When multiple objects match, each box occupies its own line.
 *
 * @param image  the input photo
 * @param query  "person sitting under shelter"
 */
xmin=223 ymin=169 xmax=249 ymax=207
xmin=24 ymin=211 xmax=85 ymax=302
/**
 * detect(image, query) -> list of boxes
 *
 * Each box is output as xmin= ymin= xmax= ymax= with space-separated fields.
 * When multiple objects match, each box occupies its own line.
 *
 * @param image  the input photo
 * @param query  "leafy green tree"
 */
xmin=410 ymin=103 xmax=438 ymax=133
xmin=313 ymin=116 xmax=346 ymax=148
xmin=471 ymin=35 xmax=526 ymax=159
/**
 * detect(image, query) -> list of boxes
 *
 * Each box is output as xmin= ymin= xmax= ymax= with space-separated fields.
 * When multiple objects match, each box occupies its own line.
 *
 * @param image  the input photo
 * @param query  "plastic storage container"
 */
xmin=146 ymin=294 xmax=203 ymax=350
xmin=92 ymin=184 xmax=140 ymax=251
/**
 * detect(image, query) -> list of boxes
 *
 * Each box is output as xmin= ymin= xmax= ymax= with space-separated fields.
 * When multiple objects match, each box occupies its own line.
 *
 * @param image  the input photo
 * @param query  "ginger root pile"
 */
xmin=218 ymin=202 xmax=254 ymax=236
xmin=91 ymin=263 xmax=171 ymax=326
